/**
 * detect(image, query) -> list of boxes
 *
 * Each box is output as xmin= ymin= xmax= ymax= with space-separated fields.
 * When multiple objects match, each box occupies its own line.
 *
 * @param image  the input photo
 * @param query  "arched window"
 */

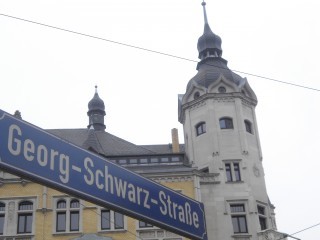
xmin=57 ymin=200 xmax=66 ymax=209
xmin=244 ymin=120 xmax=253 ymax=134
xmin=56 ymin=198 xmax=80 ymax=233
xmin=219 ymin=117 xmax=234 ymax=129
xmin=17 ymin=201 xmax=33 ymax=234
xmin=70 ymin=200 xmax=80 ymax=231
xmin=195 ymin=122 xmax=206 ymax=136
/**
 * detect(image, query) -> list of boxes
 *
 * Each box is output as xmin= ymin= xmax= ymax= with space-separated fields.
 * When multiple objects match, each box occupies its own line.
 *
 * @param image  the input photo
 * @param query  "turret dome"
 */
xmin=88 ymin=86 xmax=105 ymax=112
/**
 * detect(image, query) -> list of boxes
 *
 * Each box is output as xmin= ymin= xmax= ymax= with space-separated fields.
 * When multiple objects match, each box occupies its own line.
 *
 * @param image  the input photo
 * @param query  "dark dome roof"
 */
xmin=88 ymin=92 xmax=105 ymax=112
xmin=197 ymin=23 xmax=222 ymax=58
xmin=187 ymin=58 xmax=245 ymax=91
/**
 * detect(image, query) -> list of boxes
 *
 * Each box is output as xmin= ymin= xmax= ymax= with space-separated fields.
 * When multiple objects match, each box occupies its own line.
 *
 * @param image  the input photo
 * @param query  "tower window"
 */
xmin=219 ymin=117 xmax=234 ymax=129
xmin=194 ymin=91 xmax=200 ymax=99
xmin=244 ymin=120 xmax=253 ymax=134
xmin=218 ymin=86 xmax=226 ymax=93
xmin=225 ymin=162 xmax=241 ymax=182
xmin=230 ymin=204 xmax=248 ymax=234
xmin=195 ymin=122 xmax=206 ymax=136
xmin=258 ymin=205 xmax=267 ymax=230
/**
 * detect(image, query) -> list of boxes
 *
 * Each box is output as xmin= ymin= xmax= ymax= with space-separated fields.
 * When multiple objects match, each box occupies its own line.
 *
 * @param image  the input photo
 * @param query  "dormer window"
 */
xmin=195 ymin=122 xmax=206 ymax=136
xmin=219 ymin=117 xmax=234 ymax=129
xmin=218 ymin=86 xmax=226 ymax=93
xmin=194 ymin=91 xmax=200 ymax=99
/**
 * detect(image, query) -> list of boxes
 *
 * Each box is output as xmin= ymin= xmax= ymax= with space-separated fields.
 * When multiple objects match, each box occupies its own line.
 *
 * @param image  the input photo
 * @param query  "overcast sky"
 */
xmin=1 ymin=0 xmax=320 ymax=239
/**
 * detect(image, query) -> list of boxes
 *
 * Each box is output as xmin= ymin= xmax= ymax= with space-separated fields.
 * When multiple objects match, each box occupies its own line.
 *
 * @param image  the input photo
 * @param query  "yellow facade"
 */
xmin=0 ymin=173 xmax=196 ymax=240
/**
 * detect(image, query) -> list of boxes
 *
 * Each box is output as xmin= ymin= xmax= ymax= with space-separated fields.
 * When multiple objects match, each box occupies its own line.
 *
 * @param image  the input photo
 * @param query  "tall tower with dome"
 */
xmin=178 ymin=2 xmax=278 ymax=239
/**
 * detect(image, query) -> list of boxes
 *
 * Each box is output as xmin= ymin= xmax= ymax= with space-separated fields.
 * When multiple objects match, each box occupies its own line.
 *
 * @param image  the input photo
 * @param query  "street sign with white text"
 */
xmin=0 ymin=110 xmax=207 ymax=240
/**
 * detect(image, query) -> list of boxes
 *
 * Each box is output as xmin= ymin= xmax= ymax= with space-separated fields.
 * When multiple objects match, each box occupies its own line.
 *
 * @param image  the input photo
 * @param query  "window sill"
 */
xmin=53 ymin=231 xmax=82 ymax=236
xmin=232 ymin=233 xmax=252 ymax=238
xmin=225 ymin=181 xmax=244 ymax=184
xmin=98 ymin=229 xmax=126 ymax=233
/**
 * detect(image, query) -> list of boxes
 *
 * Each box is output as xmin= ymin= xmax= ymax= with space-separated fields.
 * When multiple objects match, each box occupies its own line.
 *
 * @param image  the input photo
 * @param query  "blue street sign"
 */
xmin=0 ymin=110 xmax=207 ymax=240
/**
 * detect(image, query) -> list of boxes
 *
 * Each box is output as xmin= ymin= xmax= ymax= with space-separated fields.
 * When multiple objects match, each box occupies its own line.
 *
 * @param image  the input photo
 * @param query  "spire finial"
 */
xmin=95 ymin=85 xmax=98 ymax=93
xmin=202 ymin=1 xmax=208 ymax=24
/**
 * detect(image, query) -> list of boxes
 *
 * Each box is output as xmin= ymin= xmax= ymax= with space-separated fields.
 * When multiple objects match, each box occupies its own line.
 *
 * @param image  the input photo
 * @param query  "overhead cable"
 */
xmin=0 ymin=13 xmax=320 ymax=93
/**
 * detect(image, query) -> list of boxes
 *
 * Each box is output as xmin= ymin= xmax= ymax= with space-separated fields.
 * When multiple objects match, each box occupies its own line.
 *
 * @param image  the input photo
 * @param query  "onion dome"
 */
xmin=88 ymin=86 xmax=105 ymax=112
xmin=179 ymin=1 xmax=257 ymax=118
xmin=87 ymin=86 xmax=106 ymax=131
xmin=197 ymin=1 xmax=222 ymax=60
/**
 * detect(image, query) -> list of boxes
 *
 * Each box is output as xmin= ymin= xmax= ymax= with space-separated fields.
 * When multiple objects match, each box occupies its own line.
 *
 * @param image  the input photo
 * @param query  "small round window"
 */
xmin=218 ymin=86 xmax=226 ymax=93
xmin=194 ymin=92 xmax=200 ymax=99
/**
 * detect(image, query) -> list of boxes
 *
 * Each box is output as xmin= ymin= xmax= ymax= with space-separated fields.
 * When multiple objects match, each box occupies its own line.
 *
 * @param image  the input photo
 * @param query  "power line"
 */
xmin=0 ymin=13 xmax=320 ymax=93
xmin=277 ymin=222 xmax=320 ymax=240
xmin=291 ymin=222 xmax=320 ymax=236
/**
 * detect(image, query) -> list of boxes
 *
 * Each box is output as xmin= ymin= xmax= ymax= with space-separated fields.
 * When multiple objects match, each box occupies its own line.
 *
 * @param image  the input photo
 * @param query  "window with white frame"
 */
xmin=257 ymin=205 xmax=267 ymax=230
xmin=230 ymin=204 xmax=248 ymax=234
xmin=225 ymin=161 xmax=242 ymax=182
xmin=0 ymin=202 xmax=5 ymax=235
xmin=55 ymin=198 xmax=80 ymax=233
xmin=17 ymin=201 xmax=33 ymax=234
xmin=100 ymin=209 xmax=125 ymax=231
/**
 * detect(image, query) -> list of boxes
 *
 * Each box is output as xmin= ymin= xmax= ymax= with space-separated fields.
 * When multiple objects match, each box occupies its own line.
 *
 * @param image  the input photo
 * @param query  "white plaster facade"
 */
xmin=177 ymin=3 xmax=281 ymax=239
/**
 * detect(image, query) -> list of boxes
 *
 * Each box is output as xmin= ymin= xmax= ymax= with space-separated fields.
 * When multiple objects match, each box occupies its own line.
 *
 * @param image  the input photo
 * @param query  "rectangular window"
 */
xmin=225 ymin=163 xmax=233 ymax=182
xmin=232 ymin=215 xmax=248 ymax=233
xmin=0 ymin=214 xmax=4 ymax=235
xmin=233 ymin=163 xmax=241 ymax=181
xmin=139 ymin=221 xmax=153 ymax=228
xmin=56 ymin=212 xmax=66 ymax=232
xmin=230 ymin=204 xmax=245 ymax=213
xmin=100 ymin=210 xmax=125 ymax=231
xmin=101 ymin=210 xmax=111 ymax=230
xmin=114 ymin=212 xmax=124 ymax=229
xmin=258 ymin=205 xmax=267 ymax=230
xmin=70 ymin=211 xmax=79 ymax=231
xmin=225 ymin=162 xmax=241 ymax=182
xmin=17 ymin=213 xmax=33 ymax=234
xmin=230 ymin=204 xmax=248 ymax=234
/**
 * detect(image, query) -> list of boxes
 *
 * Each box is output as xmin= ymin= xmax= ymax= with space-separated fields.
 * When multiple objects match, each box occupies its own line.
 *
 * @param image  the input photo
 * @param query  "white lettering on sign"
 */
xmin=83 ymin=157 xmax=151 ymax=209
xmin=5 ymin=124 xmax=201 ymax=230
xmin=7 ymin=124 xmax=70 ymax=183
xmin=159 ymin=190 xmax=199 ymax=228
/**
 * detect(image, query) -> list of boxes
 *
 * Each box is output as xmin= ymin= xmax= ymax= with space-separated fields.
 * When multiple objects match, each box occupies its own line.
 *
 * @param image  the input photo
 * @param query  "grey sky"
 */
xmin=1 ymin=1 xmax=320 ymax=239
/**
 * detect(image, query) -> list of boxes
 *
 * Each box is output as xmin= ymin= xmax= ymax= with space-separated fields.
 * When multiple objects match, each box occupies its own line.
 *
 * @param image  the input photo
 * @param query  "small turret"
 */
xmin=87 ymin=86 xmax=106 ymax=131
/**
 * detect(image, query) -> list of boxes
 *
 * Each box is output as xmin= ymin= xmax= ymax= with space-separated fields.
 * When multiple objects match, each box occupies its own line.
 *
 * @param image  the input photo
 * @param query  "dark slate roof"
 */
xmin=188 ymin=57 xmax=245 ymax=91
xmin=46 ymin=129 xmax=193 ymax=174
xmin=127 ymin=163 xmax=195 ymax=175
xmin=141 ymin=144 xmax=185 ymax=154
xmin=47 ymin=129 xmax=156 ymax=156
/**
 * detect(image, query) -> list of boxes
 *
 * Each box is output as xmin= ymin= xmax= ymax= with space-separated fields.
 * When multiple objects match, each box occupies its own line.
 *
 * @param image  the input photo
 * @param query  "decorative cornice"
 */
xmin=182 ymin=92 xmax=257 ymax=114
xmin=150 ymin=176 xmax=194 ymax=183
xmin=200 ymin=173 xmax=220 ymax=184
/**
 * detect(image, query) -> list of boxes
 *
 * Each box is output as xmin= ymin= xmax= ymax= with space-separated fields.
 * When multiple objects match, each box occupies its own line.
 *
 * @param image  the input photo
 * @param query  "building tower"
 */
xmin=87 ymin=86 xmax=106 ymax=131
xmin=178 ymin=2 xmax=277 ymax=239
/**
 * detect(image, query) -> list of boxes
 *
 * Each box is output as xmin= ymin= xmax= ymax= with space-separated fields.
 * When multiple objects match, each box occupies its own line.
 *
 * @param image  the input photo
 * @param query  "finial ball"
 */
xmin=202 ymin=1 xmax=206 ymax=6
